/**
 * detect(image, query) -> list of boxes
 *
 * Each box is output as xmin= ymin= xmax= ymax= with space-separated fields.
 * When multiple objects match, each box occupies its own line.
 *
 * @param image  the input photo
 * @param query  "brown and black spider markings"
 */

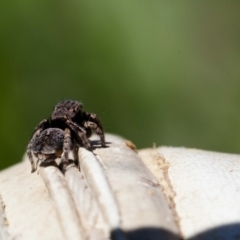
xmin=28 ymin=128 xmax=78 ymax=171
xmin=27 ymin=100 xmax=106 ymax=173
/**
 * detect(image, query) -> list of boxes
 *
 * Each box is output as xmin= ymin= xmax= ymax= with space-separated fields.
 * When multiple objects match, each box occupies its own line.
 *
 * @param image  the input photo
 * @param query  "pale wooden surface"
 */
xmin=139 ymin=147 xmax=240 ymax=239
xmin=0 ymin=134 xmax=240 ymax=240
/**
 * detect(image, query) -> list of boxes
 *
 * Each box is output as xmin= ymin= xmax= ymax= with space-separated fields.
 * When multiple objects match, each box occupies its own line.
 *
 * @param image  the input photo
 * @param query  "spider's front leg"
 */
xmin=85 ymin=113 xmax=106 ymax=147
xmin=66 ymin=120 xmax=92 ymax=150
xmin=27 ymin=119 xmax=49 ymax=173
xmin=61 ymin=128 xmax=73 ymax=172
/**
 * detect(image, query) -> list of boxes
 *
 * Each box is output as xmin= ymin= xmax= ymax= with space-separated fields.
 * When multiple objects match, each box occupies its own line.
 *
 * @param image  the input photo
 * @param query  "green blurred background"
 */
xmin=1 ymin=1 xmax=240 ymax=170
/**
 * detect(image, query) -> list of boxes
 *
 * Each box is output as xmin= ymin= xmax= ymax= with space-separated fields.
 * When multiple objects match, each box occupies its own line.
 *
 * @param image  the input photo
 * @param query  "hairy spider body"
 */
xmin=27 ymin=100 xmax=105 ymax=172
xmin=32 ymin=128 xmax=64 ymax=156
xmin=29 ymin=128 xmax=78 ymax=172
xmin=30 ymin=128 xmax=64 ymax=168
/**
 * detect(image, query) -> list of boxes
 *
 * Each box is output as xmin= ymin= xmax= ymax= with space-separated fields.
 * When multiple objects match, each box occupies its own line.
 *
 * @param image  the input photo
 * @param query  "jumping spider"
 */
xmin=27 ymin=100 xmax=106 ymax=172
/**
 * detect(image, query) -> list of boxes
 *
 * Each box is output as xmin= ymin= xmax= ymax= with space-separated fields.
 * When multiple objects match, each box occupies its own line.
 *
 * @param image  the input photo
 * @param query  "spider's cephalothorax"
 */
xmin=27 ymin=100 xmax=106 ymax=173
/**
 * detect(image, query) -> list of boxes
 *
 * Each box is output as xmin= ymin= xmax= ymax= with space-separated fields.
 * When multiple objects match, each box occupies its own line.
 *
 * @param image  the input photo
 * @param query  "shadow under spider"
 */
xmin=90 ymin=140 xmax=111 ymax=150
xmin=39 ymin=159 xmax=77 ymax=171
xmin=38 ymin=141 xmax=110 ymax=172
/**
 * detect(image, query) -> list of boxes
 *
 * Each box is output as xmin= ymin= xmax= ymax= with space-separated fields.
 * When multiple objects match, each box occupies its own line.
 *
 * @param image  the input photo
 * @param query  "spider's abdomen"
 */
xmin=32 ymin=128 xmax=64 ymax=155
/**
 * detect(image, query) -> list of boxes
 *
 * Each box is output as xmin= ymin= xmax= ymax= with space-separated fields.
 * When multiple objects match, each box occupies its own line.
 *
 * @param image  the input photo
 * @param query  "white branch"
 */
xmin=0 ymin=134 xmax=240 ymax=240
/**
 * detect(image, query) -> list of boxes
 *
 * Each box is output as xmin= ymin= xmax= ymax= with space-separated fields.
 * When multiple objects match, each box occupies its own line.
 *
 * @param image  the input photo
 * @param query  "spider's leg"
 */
xmin=66 ymin=120 xmax=92 ymax=150
xmin=72 ymin=138 xmax=79 ymax=166
xmin=27 ymin=119 xmax=49 ymax=173
xmin=61 ymin=128 xmax=72 ymax=171
xmin=27 ymin=149 xmax=36 ymax=173
xmin=31 ymin=119 xmax=49 ymax=138
xmin=85 ymin=113 xmax=106 ymax=147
